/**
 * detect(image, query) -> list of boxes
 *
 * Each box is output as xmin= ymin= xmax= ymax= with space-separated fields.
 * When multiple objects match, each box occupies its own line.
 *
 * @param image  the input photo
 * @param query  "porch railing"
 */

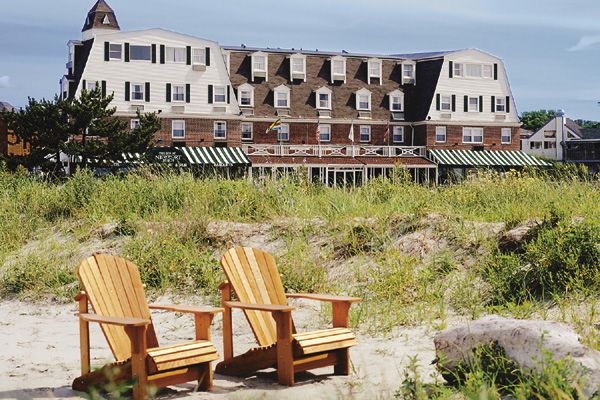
xmin=242 ymin=144 xmax=426 ymax=158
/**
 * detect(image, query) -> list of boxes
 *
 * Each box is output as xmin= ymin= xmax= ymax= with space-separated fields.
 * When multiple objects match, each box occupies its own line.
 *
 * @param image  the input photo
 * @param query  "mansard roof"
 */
xmin=82 ymin=0 xmax=120 ymax=32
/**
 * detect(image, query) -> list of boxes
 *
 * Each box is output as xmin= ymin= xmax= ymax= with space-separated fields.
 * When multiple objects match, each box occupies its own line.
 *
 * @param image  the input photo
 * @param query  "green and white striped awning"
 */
xmin=429 ymin=149 xmax=550 ymax=167
xmin=177 ymin=147 xmax=250 ymax=166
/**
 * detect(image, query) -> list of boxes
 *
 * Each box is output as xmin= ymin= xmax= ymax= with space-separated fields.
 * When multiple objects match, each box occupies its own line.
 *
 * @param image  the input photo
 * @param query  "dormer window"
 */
xmin=166 ymin=47 xmax=186 ymax=63
xmin=315 ymin=86 xmax=332 ymax=110
xmin=330 ymin=56 xmax=346 ymax=83
xmin=388 ymin=90 xmax=404 ymax=111
xmin=290 ymin=53 xmax=306 ymax=82
xmin=102 ymin=15 xmax=110 ymax=25
xmin=251 ymin=52 xmax=268 ymax=82
xmin=402 ymin=62 xmax=416 ymax=84
xmin=238 ymin=83 xmax=254 ymax=107
xmin=109 ymin=43 xmax=122 ymax=60
xmin=356 ymin=88 xmax=371 ymax=111
xmin=367 ymin=58 xmax=382 ymax=85
xmin=274 ymin=85 xmax=290 ymax=108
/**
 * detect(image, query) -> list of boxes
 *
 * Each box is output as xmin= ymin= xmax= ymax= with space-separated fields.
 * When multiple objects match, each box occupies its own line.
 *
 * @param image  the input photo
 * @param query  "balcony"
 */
xmin=242 ymin=144 xmax=426 ymax=158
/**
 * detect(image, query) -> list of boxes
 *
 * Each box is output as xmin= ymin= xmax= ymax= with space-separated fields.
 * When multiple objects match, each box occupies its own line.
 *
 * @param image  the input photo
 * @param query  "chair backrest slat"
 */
xmin=220 ymin=247 xmax=288 ymax=347
xmin=77 ymin=254 xmax=159 ymax=361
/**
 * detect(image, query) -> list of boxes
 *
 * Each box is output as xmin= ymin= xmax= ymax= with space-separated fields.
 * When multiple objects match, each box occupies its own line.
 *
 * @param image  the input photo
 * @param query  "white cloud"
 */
xmin=0 ymin=76 xmax=10 ymax=88
xmin=568 ymin=35 xmax=600 ymax=51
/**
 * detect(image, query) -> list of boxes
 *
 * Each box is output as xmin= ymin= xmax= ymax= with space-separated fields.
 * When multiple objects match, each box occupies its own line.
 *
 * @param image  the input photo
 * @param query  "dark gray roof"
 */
xmin=0 ymin=101 xmax=14 ymax=112
xmin=565 ymin=118 xmax=582 ymax=136
xmin=580 ymin=128 xmax=600 ymax=140
xmin=82 ymin=0 xmax=120 ymax=32
xmin=390 ymin=50 xmax=461 ymax=60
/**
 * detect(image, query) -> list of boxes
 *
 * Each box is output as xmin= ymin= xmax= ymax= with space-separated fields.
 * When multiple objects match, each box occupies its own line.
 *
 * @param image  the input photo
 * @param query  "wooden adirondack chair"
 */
xmin=215 ymin=247 xmax=361 ymax=386
xmin=72 ymin=254 xmax=223 ymax=400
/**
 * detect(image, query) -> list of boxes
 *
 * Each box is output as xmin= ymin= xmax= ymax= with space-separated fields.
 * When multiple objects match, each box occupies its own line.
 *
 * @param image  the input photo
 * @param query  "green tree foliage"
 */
xmin=574 ymin=119 xmax=600 ymax=129
xmin=519 ymin=110 xmax=557 ymax=132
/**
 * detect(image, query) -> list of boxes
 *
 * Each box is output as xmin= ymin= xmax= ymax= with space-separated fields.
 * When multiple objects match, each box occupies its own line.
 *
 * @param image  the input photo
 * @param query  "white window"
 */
xmin=331 ymin=56 xmax=346 ymax=83
xmin=435 ymin=126 xmax=446 ymax=143
xmin=290 ymin=54 xmax=306 ymax=81
xmin=238 ymin=83 xmax=254 ymax=107
xmin=359 ymin=125 xmax=371 ymax=142
xmin=277 ymin=124 xmax=289 ymax=141
xmin=86 ymin=81 xmax=98 ymax=91
xmin=172 ymin=120 xmax=185 ymax=138
xmin=463 ymin=127 xmax=484 ymax=143
xmin=453 ymin=63 xmax=463 ymax=77
xmin=109 ymin=43 xmax=122 ymax=60
xmin=402 ymin=63 xmax=416 ymax=84
xmin=241 ymin=122 xmax=253 ymax=140
xmin=466 ymin=64 xmax=482 ymax=78
xmin=319 ymin=124 xmax=331 ymax=142
xmin=214 ymin=121 xmax=227 ymax=139
xmin=496 ymin=97 xmax=506 ymax=112
xmin=441 ymin=95 xmax=452 ymax=111
xmin=454 ymin=62 xmax=494 ymax=79
xmin=483 ymin=64 xmax=493 ymax=79
xmin=166 ymin=47 xmax=186 ymax=63
xmin=468 ymin=96 xmax=479 ymax=112
xmin=367 ymin=59 xmax=382 ymax=84
xmin=392 ymin=126 xmax=404 ymax=143
xmin=501 ymin=128 xmax=512 ymax=144
xmin=192 ymin=48 xmax=205 ymax=65
xmin=130 ymin=119 xmax=140 ymax=130
xmin=131 ymin=83 xmax=144 ymax=101
xmin=389 ymin=90 xmax=404 ymax=111
xmin=172 ymin=85 xmax=185 ymax=102
xmin=130 ymin=45 xmax=151 ymax=61
xmin=356 ymin=89 xmax=371 ymax=111
xmin=213 ymin=86 xmax=226 ymax=104
xmin=251 ymin=52 xmax=268 ymax=81
xmin=274 ymin=85 xmax=290 ymax=108
xmin=316 ymin=86 xmax=332 ymax=110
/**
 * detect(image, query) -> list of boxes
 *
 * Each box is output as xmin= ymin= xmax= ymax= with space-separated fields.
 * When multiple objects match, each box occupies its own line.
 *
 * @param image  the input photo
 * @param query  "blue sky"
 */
xmin=1 ymin=0 xmax=600 ymax=120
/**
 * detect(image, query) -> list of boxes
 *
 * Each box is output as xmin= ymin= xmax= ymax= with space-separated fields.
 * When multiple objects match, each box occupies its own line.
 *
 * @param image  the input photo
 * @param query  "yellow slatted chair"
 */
xmin=72 ymin=254 xmax=223 ymax=400
xmin=215 ymin=247 xmax=361 ymax=386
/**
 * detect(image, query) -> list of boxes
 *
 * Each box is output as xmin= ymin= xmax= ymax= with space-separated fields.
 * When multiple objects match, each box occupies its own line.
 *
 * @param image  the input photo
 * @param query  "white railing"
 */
xmin=242 ymin=144 xmax=426 ymax=158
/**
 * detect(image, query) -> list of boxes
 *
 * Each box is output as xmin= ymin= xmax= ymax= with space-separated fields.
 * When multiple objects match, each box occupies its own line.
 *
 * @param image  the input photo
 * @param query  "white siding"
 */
xmin=76 ymin=29 xmax=239 ymax=117
xmin=428 ymin=49 xmax=519 ymax=124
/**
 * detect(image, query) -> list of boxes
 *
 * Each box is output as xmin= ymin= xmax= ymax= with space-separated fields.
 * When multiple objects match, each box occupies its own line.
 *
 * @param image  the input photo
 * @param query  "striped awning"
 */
xmin=177 ymin=147 xmax=250 ymax=166
xmin=429 ymin=149 xmax=550 ymax=167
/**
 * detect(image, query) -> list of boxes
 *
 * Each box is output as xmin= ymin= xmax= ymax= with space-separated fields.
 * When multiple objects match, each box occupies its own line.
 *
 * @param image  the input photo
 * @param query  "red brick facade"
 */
xmin=419 ymin=124 xmax=520 ymax=151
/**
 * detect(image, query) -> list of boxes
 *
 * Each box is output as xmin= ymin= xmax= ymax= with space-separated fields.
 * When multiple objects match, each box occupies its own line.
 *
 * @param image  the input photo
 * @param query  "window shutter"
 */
xmin=506 ymin=96 xmax=510 ymax=113
xmin=205 ymin=47 xmax=211 ymax=66
xmin=82 ymin=80 xmax=87 ymax=91
xmin=104 ymin=42 xmax=110 ymax=62
xmin=494 ymin=64 xmax=498 ymax=80
xmin=208 ymin=85 xmax=213 ymax=104
xmin=451 ymin=95 xmax=456 ymax=112
xmin=227 ymin=85 xmax=231 ymax=104
xmin=398 ymin=63 xmax=403 ymax=83
xmin=435 ymin=94 xmax=440 ymax=111
xmin=186 ymin=46 xmax=192 ymax=65
xmin=463 ymin=95 xmax=468 ymax=112
xmin=166 ymin=83 xmax=171 ymax=102
xmin=479 ymin=95 xmax=483 ymax=112
xmin=124 ymin=43 xmax=130 ymax=62
xmin=151 ymin=44 xmax=156 ymax=64
xmin=145 ymin=82 xmax=150 ymax=102
xmin=449 ymin=61 xmax=453 ymax=78
xmin=186 ymin=84 xmax=191 ymax=103
xmin=160 ymin=45 xmax=165 ymax=64
xmin=491 ymin=96 xmax=496 ymax=113
xmin=101 ymin=80 xmax=106 ymax=97
xmin=125 ymin=82 xmax=130 ymax=101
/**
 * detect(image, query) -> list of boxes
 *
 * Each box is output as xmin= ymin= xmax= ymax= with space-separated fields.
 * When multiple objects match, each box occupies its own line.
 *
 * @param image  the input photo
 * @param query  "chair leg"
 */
xmin=334 ymin=348 xmax=350 ymax=375
xmin=274 ymin=311 xmax=294 ymax=386
xmin=125 ymin=326 xmax=149 ymax=400
xmin=198 ymin=362 xmax=213 ymax=391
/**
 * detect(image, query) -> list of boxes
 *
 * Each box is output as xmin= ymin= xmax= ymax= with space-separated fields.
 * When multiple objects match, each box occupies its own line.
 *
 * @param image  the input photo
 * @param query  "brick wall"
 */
xmin=423 ymin=124 xmax=520 ymax=150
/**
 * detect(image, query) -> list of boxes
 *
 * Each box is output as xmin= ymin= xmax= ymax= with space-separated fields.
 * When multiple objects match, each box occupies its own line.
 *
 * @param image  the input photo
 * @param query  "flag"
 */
xmin=265 ymin=118 xmax=281 ymax=134
xmin=315 ymin=124 xmax=321 ymax=142
xmin=384 ymin=124 xmax=390 ymax=144
xmin=348 ymin=123 xmax=354 ymax=142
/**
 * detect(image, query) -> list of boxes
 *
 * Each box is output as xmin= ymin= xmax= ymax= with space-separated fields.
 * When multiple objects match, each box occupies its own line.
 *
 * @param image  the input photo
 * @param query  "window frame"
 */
xmin=213 ymin=86 xmax=227 ymax=104
xmin=501 ymin=128 xmax=512 ymax=144
xmin=435 ymin=126 xmax=447 ymax=143
xmin=237 ymin=83 xmax=254 ymax=107
xmin=241 ymin=122 xmax=253 ymax=140
xmin=109 ymin=43 xmax=122 ymax=60
xmin=213 ymin=121 xmax=227 ymax=139
xmin=359 ymin=125 xmax=371 ymax=142
xmin=468 ymin=96 xmax=479 ymax=112
xmin=402 ymin=62 xmax=416 ymax=84
xmin=367 ymin=58 xmax=382 ymax=84
xmin=130 ymin=119 xmax=140 ymax=130
xmin=316 ymin=87 xmax=332 ymax=110
xmin=192 ymin=48 xmax=206 ymax=65
xmin=319 ymin=124 xmax=331 ymax=142
xmin=86 ymin=81 xmax=98 ymax=91
xmin=172 ymin=84 xmax=186 ymax=102
xmin=330 ymin=55 xmax=346 ymax=83
xmin=496 ymin=97 xmax=506 ymax=113
xmin=440 ymin=95 xmax=452 ymax=111
xmin=171 ymin=120 xmax=186 ymax=139
xmin=454 ymin=62 xmax=494 ymax=79
xmin=129 ymin=45 xmax=152 ymax=62
xmin=392 ymin=126 xmax=404 ymax=143
xmin=462 ymin=127 xmax=484 ymax=144
xmin=131 ymin=82 xmax=145 ymax=102
xmin=277 ymin=123 xmax=290 ymax=141
xmin=356 ymin=89 xmax=372 ymax=111
xmin=274 ymin=85 xmax=290 ymax=109
xmin=389 ymin=90 xmax=404 ymax=112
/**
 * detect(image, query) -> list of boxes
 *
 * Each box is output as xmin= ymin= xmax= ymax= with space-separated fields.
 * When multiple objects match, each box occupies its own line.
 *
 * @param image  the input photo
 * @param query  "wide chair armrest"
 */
xmin=149 ymin=304 xmax=224 ymax=315
xmin=286 ymin=293 xmax=362 ymax=303
xmin=224 ymin=301 xmax=294 ymax=313
xmin=79 ymin=313 xmax=150 ymax=327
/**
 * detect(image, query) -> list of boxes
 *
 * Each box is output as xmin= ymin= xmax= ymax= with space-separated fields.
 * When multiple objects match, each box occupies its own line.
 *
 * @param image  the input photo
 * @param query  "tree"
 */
xmin=574 ymin=119 xmax=600 ymax=129
xmin=520 ymin=110 xmax=557 ymax=132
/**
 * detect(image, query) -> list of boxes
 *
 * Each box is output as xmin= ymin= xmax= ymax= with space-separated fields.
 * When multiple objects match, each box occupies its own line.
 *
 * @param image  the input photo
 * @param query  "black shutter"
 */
xmin=449 ymin=61 xmax=453 ymax=78
xmin=160 ymin=45 xmax=165 ymax=64
xmin=124 ymin=43 xmax=130 ymax=62
xmin=186 ymin=46 xmax=192 ymax=65
xmin=435 ymin=94 xmax=440 ymax=111
xmin=227 ymin=85 xmax=231 ymax=104
xmin=151 ymin=44 xmax=156 ymax=64
xmin=186 ymin=84 xmax=191 ymax=103
xmin=166 ymin=83 xmax=171 ymax=102
xmin=491 ymin=96 xmax=496 ymax=112
xmin=101 ymin=80 xmax=106 ymax=97
xmin=479 ymin=95 xmax=483 ymax=112
xmin=125 ymin=82 xmax=130 ymax=101
xmin=104 ymin=42 xmax=110 ymax=61
xmin=145 ymin=82 xmax=150 ymax=102
xmin=82 ymin=80 xmax=87 ymax=91
xmin=464 ymin=95 xmax=468 ymax=112
xmin=494 ymin=63 xmax=498 ymax=80
xmin=506 ymin=96 xmax=510 ymax=113
xmin=208 ymin=85 xmax=213 ymax=104
xmin=205 ymin=47 xmax=211 ymax=66
xmin=451 ymin=95 xmax=456 ymax=112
